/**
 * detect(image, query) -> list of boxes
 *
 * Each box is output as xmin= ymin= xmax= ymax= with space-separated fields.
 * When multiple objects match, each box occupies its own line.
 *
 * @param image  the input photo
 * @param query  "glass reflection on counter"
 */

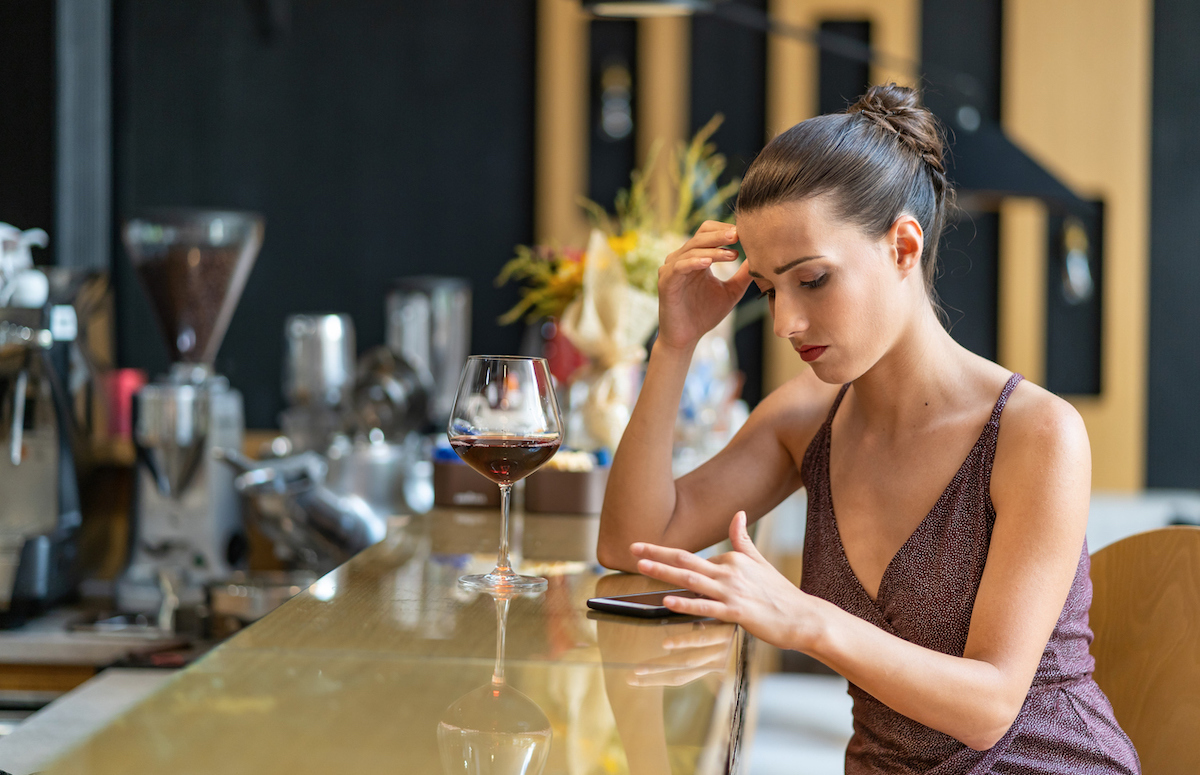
xmin=592 ymin=574 xmax=736 ymax=774
xmin=437 ymin=588 xmax=552 ymax=775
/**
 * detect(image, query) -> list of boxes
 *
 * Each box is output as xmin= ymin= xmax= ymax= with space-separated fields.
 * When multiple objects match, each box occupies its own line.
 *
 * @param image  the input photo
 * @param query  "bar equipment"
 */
xmin=0 ymin=307 xmax=82 ymax=625
xmin=280 ymin=313 xmax=355 ymax=453
xmin=216 ymin=447 xmax=389 ymax=573
xmin=116 ymin=209 xmax=263 ymax=617
xmin=386 ymin=277 xmax=470 ymax=430
xmin=0 ymin=225 xmax=86 ymax=626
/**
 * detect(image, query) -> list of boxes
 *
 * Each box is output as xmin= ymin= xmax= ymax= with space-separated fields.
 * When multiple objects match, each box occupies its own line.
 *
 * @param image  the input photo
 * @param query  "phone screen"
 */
xmin=586 ymin=589 xmax=705 ymax=618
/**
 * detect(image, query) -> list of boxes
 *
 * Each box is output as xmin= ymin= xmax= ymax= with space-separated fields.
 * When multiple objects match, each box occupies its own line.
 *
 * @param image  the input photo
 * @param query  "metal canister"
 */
xmin=385 ymin=277 xmax=470 ymax=428
xmin=283 ymin=313 xmax=356 ymax=408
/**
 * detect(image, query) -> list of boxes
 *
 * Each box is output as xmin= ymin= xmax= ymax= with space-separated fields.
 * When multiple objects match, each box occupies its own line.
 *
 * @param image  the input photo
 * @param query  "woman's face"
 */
xmin=737 ymin=196 xmax=923 ymax=384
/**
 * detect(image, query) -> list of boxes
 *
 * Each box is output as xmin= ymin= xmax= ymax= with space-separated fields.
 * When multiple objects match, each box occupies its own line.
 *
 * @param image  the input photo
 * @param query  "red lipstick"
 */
xmin=798 ymin=345 xmax=827 ymax=362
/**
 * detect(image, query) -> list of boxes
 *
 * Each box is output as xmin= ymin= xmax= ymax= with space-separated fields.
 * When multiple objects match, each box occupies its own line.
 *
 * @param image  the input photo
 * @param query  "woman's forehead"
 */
xmin=739 ymin=198 xmax=852 ymax=264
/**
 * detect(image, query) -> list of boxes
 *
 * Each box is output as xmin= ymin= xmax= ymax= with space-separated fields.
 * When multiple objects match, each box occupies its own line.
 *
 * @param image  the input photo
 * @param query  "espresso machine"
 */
xmin=0 ymin=247 xmax=84 ymax=627
xmin=116 ymin=210 xmax=263 ymax=617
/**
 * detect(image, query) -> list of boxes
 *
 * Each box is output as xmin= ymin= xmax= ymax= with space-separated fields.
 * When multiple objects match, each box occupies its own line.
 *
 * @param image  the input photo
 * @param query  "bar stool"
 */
xmin=1090 ymin=525 xmax=1200 ymax=775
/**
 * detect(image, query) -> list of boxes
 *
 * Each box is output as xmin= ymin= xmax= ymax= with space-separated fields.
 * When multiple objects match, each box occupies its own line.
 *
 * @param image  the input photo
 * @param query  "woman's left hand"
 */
xmin=630 ymin=511 xmax=817 ymax=650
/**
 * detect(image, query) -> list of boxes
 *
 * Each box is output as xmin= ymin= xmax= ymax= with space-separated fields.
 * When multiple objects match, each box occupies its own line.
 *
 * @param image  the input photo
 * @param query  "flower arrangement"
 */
xmin=496 ymin=115 xmax=741 ymax=451
xmin=497 ymin=115 xmax=739 ymax=325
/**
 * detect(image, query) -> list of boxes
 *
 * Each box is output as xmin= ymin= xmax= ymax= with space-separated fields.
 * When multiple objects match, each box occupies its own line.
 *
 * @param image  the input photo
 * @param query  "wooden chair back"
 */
xmin=1090 ymin=526 xmax=1200 ymax=774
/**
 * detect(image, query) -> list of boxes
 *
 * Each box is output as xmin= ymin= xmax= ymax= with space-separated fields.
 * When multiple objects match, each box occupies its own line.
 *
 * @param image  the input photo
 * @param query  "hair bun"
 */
xmin=848 ymin=84 xmax=946 ymax=179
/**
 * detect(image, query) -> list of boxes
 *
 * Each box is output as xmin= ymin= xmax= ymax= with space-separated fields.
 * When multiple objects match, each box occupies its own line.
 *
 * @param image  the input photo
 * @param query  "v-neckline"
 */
xmin=823 ymin=394 xmax=999 ymax=608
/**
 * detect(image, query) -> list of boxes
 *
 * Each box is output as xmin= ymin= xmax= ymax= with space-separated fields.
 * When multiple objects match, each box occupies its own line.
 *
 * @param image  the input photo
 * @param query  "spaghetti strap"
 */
xmin=824 ymin=383 xmax=852 ymax=427
xmin=989 ymin=373 xmax=1025 ymax=426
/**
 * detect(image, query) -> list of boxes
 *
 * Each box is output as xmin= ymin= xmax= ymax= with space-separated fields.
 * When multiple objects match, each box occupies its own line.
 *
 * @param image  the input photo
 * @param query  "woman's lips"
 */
xmin=797 ymin=345 xmax=827 ymax=362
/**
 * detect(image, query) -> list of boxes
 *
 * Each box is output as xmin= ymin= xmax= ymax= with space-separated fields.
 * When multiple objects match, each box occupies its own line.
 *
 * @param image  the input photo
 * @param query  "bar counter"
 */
xmin=38 ymin=508 xmax=755 ymax=774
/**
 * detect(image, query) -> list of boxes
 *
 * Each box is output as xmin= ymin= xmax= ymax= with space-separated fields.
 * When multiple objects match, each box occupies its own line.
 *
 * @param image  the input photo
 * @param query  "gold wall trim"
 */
xmin=1002 ymin=0 xmax=1151 ymax=490
xmin=997 ymin=198 xmax=1048 ymax=386
xmin=535 ymin=0 xmax=590 ymax=245
xmin=637 ymin=16 xmax=692 ymax=225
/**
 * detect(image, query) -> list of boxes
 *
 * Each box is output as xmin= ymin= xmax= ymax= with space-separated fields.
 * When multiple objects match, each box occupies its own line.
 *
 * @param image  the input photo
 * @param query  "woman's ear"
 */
xmin=889 ymin=215 xmax=924 ymax=277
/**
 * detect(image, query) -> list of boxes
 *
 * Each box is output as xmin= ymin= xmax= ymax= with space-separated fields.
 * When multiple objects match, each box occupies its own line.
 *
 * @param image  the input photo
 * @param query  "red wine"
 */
xmin=450 ymin=435 xmax=561 ymax=485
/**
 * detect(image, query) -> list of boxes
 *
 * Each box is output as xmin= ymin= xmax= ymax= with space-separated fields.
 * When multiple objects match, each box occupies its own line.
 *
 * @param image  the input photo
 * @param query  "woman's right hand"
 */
xmin=656 ymin=221 xmax=753 ymax=351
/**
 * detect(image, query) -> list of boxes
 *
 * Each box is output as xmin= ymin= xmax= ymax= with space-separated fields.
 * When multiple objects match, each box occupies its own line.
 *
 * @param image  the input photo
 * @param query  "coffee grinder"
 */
xmin=116 ymin=210 xmax=263 ymax=617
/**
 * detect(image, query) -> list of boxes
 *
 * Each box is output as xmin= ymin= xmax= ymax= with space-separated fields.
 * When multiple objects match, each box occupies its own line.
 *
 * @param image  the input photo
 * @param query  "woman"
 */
xmin=596 ymin=84 xmax=1140 ymax=774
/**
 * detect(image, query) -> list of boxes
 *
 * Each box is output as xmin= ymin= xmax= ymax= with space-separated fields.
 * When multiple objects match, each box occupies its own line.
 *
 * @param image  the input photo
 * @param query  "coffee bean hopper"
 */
xmin=116 ymin=209 xmax=263 ymax=619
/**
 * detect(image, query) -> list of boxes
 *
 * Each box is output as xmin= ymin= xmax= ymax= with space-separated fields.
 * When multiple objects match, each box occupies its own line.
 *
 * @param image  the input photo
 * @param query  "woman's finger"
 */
xmin=728 ymin=511 xmax=765 ymax=561
xmin=635 ymin=559 xmax=725 ymax=599
xmin=682 ymin=224 xmax=738 ymax=250
xmin=631 ymin=542 xmax=719 ymax=575
xmin=670 ymin=247 xmax=739 ymax=263
xmin=634 ymin=643 xmax=729 ymax=674
xmin=663 ymin=625 xmax=735 ymax=650
xmin=722 ymin=260 xmax=754 ymax=293
xmin=662 ymin=256 xmax=714 ymax=277
xmin=628 ymin=665 xmax=719 ymax=688
xmin=663 ymin=593 xmax=730 ymax=620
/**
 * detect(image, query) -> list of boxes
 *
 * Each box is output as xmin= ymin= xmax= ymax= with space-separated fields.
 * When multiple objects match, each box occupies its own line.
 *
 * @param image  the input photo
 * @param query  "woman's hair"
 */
xmin=737 ymin=83 xmax=953 ymax=296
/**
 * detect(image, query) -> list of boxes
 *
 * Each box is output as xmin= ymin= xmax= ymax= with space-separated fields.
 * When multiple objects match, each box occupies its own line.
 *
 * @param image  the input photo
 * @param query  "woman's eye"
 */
xmin=800 ymin=274 xmax=828 ymax=289
xmin=757 ymin=287 xmax=775 ymax=301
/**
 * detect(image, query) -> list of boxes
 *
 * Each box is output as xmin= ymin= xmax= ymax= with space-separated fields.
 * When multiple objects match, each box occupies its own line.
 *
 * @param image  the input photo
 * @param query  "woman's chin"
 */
xmin=804 ymin=357 xmax=860 ymax=386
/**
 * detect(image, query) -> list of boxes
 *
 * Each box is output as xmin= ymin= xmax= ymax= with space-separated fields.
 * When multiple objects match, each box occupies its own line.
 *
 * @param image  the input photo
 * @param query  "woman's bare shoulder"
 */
xmin=991 ymin=377 xmax=1091 ymax=525
xmin=997 ymin=378 xmax=1088 ymax=455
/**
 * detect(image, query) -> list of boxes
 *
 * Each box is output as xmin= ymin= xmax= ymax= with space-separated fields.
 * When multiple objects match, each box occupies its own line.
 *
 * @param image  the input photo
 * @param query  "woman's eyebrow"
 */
xmin=747 ymin=255 xmax=824 ymax=279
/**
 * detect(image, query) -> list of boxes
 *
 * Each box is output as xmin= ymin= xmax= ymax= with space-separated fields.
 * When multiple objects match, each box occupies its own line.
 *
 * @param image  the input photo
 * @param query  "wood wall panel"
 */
xmin=536 ymin=0 xmax=591 ymax=245
xmin=1002 ymin=0 xmax=1151 ymax=490
xmin=637 ymin=16 xmax=691 ymax=225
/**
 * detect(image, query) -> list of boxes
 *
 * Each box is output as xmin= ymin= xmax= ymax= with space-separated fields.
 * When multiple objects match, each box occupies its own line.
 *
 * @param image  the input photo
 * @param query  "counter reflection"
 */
xmin=437 ymin=588 xmax=551 ymax=775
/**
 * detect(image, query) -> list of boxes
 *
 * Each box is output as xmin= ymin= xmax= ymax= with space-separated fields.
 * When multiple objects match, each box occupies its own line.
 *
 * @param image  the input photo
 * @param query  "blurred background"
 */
xmin=0 ymin=0 xmax=1194 ymax=491
xmin=0 ymin=1 xmax=1198 ymax=767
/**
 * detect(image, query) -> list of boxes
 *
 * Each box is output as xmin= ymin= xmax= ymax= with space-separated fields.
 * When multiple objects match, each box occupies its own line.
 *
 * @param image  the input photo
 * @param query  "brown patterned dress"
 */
xmin=800 ymin=374 xmax=1140 ymax=774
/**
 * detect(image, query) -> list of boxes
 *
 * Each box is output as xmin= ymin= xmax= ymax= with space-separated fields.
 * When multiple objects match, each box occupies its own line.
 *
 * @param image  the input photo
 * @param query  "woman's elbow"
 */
xmin=595 ymin=534 xmax=636 ymax=573
xmin=958 ymin=699 xmax=1023 ymax=751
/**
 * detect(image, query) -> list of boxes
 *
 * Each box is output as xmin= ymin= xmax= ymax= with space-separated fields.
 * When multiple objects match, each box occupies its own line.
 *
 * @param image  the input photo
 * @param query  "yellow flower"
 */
xmin=607 ymin=231 xmax=639 ymax=257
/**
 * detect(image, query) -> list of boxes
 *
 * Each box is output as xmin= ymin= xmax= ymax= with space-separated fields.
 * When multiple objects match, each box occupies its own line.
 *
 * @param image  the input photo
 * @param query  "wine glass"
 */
xmin=436 ymin=590 xmax=552 ymax=775
xmin=447 ymin=356 xmax=562 ymax=592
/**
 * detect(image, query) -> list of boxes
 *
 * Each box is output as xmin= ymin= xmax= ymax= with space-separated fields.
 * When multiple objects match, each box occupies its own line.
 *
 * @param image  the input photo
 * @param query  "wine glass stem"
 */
xmin=496 ymin=482 xmax=514 ymax=574
xmin=493 ymin=597 xmax=509 ymax=684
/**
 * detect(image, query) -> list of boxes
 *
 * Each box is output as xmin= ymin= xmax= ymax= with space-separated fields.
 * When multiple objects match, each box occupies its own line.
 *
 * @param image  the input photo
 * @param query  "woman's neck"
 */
xmin=848 ymin=302 xmax=972 ymax=436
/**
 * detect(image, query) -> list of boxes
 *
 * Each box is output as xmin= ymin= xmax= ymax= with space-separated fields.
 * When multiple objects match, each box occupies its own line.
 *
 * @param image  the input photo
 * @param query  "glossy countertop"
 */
xmin=39 ymin=508 xmax=753 ymax=774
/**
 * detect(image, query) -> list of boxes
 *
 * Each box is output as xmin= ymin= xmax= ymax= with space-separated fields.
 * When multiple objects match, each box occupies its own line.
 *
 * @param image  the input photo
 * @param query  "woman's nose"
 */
xmin=772 ymin=295 xmax=808 ymax=340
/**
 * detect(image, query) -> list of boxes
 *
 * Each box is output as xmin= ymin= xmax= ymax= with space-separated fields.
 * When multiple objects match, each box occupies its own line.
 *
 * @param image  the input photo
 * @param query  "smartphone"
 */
xmin=586 ymin=589 xmax=706 ymax=618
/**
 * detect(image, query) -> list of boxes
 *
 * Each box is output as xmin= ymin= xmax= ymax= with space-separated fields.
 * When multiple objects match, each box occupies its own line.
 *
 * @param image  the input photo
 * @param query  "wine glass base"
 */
xmin=459 ymin=571 xmax=548 ymax=593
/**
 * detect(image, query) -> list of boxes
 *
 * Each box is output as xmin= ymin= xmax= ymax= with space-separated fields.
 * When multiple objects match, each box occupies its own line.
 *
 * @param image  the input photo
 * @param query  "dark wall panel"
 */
xmin=113 ymin=0 xmax=535 ymax=427
xmin=0 ymin=2 xmax=56 ymax=260
xmin=1044 ymin=208 xmax=1103 ymax=395
xmin=817 ymin=20 xmax=869 ymax=115
xmin=921 ymin=0 xmax=1003 ymax=361
xmin=1147 ymin=0 xmax=1200 ymax=487
xmin=588 ymin=19 xmax=637 ymax=208
xmin=691 ymin=1 xmax=766 ymax=406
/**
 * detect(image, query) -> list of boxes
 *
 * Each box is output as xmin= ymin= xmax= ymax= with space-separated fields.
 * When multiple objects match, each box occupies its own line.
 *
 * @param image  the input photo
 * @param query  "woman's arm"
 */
xmin=598 ymin=362 xmax=832 ymax=572
xmin=599 ymin=219 xmax=834 ymax=571
xmin=631 ymin=386 xmax=1091 ymax=750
